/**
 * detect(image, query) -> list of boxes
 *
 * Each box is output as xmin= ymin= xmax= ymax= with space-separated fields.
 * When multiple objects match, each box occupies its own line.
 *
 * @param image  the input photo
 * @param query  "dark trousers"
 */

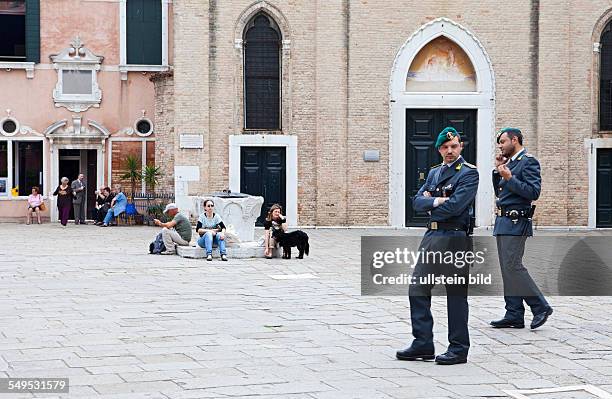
xmin=408 ymin=232 xmax=470 ymax=356
xmin=73 ymin=202 xmax=85 ymax=224
xmin=496 ymin=235 xmax=549 ymax=321
xmin=95 ymin=206 xmax=109 ymax=223
xmin=58 ymin=206 xmax=70 ymax=226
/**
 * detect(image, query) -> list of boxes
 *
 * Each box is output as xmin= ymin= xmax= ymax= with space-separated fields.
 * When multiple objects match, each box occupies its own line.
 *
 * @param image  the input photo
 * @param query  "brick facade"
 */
xmin=152 ymin=0 xmax=612 ymax=227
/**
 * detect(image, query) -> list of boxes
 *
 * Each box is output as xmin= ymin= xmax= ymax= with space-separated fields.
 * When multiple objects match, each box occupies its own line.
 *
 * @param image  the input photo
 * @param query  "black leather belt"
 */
xmin=495 ymin=207 xmax=533 ymax=218
xmin=427 ymin=221 xmax=468 ymax=231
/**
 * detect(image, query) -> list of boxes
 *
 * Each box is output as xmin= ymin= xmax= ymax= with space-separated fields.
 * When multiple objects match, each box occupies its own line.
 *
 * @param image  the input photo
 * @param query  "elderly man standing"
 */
xmin=71 ymin=173 xmax=86 ymax=225
xmin=154 ymin=203 xmax=192 ymax=255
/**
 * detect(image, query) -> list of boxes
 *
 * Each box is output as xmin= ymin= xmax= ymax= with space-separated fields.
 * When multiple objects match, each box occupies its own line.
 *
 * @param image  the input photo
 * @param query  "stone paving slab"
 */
xmin=0 ymin=224 xmax=611 ymax=398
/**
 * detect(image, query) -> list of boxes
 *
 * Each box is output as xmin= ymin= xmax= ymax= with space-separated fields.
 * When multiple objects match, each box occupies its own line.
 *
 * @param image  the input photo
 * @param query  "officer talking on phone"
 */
xmin=490 ymin=127 xmax=553 ymax=330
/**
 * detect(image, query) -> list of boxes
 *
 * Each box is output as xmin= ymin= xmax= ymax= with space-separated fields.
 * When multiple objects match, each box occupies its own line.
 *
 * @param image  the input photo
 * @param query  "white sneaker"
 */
xmin=161 ymin=250 xmax=176 ymax=255
xmin=221 ymin=254 xmax=228 ymax=261
xmin=206 ymin=254 xmax=213 ymax=261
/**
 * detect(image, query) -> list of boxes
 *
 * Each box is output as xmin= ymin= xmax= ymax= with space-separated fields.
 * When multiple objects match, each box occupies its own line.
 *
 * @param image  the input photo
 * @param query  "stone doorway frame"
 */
xmin=389 ymin=17 xmax=496 ymax=228
xmin=228 ymin=134 xmax=298 ymax=227
xmin=586 ymin=138 xmax=612 ymax=228
xmin=50 ymin=143 xmax=104 ymax=223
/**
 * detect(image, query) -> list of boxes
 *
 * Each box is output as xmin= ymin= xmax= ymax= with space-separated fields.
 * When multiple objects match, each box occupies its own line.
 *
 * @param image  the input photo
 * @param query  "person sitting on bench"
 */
xmin=101 ymin=185 xmax=127 ymax=227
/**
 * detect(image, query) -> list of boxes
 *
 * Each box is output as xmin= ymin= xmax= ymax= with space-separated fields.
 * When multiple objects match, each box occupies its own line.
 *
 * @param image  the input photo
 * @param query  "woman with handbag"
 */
xmin=26 ymin=186 xmax=43 ymax=225
xmin=53 ymin=177 xmax=73 ymax=227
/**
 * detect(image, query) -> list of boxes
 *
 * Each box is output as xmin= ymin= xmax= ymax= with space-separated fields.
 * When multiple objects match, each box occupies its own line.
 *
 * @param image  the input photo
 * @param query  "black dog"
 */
xmin=271 ymin=229 xmax=310 ymax=259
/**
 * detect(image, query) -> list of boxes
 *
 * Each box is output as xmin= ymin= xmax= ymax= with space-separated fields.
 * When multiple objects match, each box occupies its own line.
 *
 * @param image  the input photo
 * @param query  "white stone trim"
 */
xmin=120 ymin=0 xmax=127 ymax=65
xmin=389 ymin=17 xmax=496 ymax=227
xmin=0 ymin=117 xmax=20 ymax=136
xmin=133 ymin=117 xmax=154 ymax=136
xmin=161 ymin=0 xmax=169 ymax=65
xmin=49 ymin=142 xmax=104 ymax=222
xmin=118 ymin=64 xmax=170 ymax=81
xmin=0 ymin=62 xmax=35 ymax=78
xmin=0 ymin=136 xmax=47 ymax=201
xmin=586 ymin=138 xmax=612 ymax=228
xmin=119 ymin=0 xmax=169 ymax=81
xmin=229 ymin=134 xmax=298 ymax=226
xmin=51 ymin=37 xmax=104 ymax=112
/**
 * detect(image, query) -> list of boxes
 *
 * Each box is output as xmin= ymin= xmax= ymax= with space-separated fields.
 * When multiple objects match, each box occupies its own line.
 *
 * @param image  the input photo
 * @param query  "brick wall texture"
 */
xmin=151 ymin=0 xmax=612 ymax=226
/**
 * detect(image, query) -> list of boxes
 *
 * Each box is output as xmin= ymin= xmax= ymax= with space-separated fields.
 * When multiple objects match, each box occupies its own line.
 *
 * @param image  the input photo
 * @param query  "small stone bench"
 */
xmin=176 ymin=241 xmax=278 ymax=259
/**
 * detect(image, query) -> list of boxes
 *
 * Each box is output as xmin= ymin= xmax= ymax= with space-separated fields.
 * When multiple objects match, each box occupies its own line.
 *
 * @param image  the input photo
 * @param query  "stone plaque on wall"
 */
xmin=180 ymin=134 xmax=204 ymax=149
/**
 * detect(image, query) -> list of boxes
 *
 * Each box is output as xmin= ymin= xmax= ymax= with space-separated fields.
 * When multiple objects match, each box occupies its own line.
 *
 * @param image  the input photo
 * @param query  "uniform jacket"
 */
xmin=492 ymin=148 xmax=541 ymax=236
xmin=413 ymin=156 xmax=479 ymax=234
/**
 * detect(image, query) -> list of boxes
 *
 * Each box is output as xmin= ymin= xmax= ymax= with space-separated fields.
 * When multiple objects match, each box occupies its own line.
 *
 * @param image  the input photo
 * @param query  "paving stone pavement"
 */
xmin=0 ymin=224 xmax=611 ymax=399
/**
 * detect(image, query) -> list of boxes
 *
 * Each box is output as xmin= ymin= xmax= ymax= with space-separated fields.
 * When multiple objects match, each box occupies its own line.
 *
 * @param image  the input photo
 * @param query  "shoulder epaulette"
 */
xmin=462 ymin=161 xmax=477 ymax=169
xmin=517 ymin=153 xmax=534 ymax=160
xmin=430 ymin=163 xmax=443 ymax=169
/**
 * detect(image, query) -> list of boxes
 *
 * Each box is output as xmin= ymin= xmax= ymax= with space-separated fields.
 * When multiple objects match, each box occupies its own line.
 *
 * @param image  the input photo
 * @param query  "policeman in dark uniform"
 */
xmin=490 ymin=127 xmax=553 ymax=330
xmin=396 ymin=127 xmax=479 ymax=365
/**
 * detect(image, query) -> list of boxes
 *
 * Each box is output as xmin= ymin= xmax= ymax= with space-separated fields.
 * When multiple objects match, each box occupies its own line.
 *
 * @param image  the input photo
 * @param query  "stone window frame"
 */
xmin=50 ymin=37 xmax=104 ymax=113
xmin=134 ymin=117 xmax=154 ymax=137
xmin=234 ymin=2 xmax=292 ymax=135
xmin=0 ymin=116 xmax=20 ymax=137
xmin=592 ymin=8 xmax=612 ymax=134
xmin=0 ymin=136 xmax=47 ymax=200
xmin=118 ymin=0 xmax=170 ymax=81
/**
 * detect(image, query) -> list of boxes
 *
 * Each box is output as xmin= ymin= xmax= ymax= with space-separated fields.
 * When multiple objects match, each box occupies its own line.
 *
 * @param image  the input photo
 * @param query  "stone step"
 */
xmin=176 ymin=242 xmax=278 ymax=259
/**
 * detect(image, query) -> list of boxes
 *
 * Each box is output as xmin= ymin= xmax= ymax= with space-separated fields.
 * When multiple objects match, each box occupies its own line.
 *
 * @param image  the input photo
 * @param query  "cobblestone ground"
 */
xmin=0 ymin=224 xmax=611 ymax=399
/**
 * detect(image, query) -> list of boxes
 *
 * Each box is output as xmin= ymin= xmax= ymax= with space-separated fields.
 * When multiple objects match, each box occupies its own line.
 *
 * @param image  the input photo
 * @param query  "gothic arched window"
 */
xmin=601 ymin=22 xmax=612 ymax=130
xmin=243 ymin=13 xmax=281 ymax=130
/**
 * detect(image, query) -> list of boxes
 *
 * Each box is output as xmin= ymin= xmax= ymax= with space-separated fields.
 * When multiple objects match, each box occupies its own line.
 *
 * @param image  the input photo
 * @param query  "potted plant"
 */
xmin=143 ymin=164 xmax=162 ymax=193
xmin=121 ymin=155 xmax=142 ymax=201
xmin=142 ymin=164 xmax=162 ymax=224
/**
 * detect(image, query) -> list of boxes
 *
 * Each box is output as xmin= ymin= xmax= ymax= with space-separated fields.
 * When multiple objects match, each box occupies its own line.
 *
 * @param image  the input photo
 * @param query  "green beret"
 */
xmin=496 ymin=127 xmax=522 ymax=143
xmin=435 ymin=127 xmax=460 ymax=148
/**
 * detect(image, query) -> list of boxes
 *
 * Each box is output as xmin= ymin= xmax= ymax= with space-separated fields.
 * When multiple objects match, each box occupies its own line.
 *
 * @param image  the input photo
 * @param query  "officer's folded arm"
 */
xmin=412 ymin=171 xmax=437 ymax=212
xmin=413 ymin=193 xmax=436 ymax=212
xmin=430 ymin=171 xmax=479 ymax=218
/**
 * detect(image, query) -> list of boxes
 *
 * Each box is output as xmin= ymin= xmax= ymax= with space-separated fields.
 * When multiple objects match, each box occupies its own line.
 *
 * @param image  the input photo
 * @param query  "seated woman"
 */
xmin=95 ymin=187 xmax=113 ymax=225
xmin=101 ymin=185 xmax=127 ymax=227
xmin=196 ymin=199 xmax=228 ymax=262
xmin=93 ymin=187 xmax=106 ymax=223
xmin=26 ymin=186 xmax=43 ymax=225
xmin=263 ymin=203 xmax=287 ymax=259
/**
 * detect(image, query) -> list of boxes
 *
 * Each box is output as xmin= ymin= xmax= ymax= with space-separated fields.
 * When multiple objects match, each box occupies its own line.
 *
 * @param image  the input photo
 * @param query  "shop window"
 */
xmin=12 ymin=140 xmax=42 ymax=194
xmin=0 ymin=141 xmax=7 ymax=177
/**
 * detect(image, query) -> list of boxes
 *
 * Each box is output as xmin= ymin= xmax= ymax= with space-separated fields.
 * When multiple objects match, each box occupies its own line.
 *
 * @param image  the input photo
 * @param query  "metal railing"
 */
xmin=127 ymin=191 xmax=175 ymax=225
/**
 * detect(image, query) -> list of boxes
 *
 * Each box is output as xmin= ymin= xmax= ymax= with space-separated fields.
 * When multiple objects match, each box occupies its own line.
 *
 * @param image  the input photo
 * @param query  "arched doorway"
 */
xmin=389 ymin=18 xmax=496 ymax=227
